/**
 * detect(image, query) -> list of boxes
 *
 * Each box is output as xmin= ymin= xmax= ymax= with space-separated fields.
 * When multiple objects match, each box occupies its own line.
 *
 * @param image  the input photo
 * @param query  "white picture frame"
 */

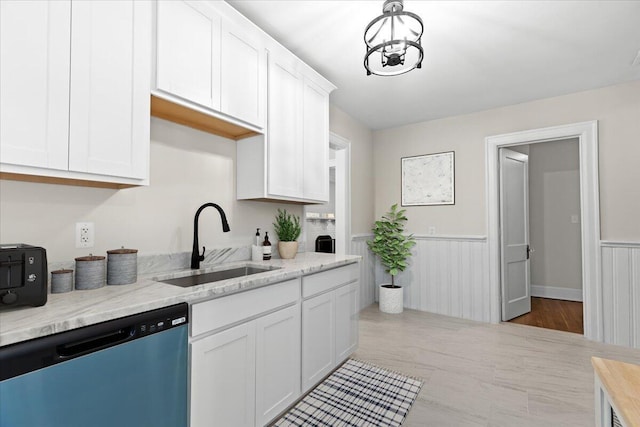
xmin=401 ymin=151 xmax=455 ymax=206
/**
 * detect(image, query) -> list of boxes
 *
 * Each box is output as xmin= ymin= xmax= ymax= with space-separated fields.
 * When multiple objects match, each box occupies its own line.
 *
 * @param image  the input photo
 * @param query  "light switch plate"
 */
xmin=571 ymin=215 xmax=579 ymax=224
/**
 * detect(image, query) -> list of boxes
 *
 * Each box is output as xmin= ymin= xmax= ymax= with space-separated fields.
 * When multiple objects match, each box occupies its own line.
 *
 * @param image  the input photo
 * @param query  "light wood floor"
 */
xmin=353 ymin=304 xmax=640 ymax=427
xmin=509 ymin=297 xmax=584 ymax=334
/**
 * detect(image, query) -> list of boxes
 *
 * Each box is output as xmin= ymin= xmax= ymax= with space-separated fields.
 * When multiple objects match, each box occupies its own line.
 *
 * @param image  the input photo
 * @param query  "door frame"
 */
xmin=486 ymin=120 xmax=601 ymax=341
xmin=330 ymin=132 xmax=351 ymax=256
xmin=303 ymin=132 xmax=351 ymax=255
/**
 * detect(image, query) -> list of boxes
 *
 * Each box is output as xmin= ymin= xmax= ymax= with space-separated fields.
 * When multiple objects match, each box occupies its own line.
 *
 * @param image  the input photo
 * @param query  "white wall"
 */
xmin=329 ymin=105 xmax=374 ymax=236
xmin=0 ymin=118 xmax=301 ymax=262
xmin=373 ymin=80 xmax=640 ymax=241
xmin=529 ymin=139 xmax=582 ymax=293
xmin=369 ymin=81 xmax=640 ymax=347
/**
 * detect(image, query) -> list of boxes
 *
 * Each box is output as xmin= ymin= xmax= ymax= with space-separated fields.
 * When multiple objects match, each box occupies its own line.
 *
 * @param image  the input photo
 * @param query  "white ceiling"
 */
xmin=227 ymin=0 xmax=640 ymax=131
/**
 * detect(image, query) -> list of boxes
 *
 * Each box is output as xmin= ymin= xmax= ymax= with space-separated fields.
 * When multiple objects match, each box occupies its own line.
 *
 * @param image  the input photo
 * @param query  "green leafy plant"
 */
xmin=273 ymin=209 xmax=301 ymax=242
xmin=367 ymin=204 xmax=416 ymax=287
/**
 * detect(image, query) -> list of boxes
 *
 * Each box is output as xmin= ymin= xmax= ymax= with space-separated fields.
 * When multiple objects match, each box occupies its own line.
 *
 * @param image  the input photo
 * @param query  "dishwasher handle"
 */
xmin=56 ymin=326 xmax=135 ymax=360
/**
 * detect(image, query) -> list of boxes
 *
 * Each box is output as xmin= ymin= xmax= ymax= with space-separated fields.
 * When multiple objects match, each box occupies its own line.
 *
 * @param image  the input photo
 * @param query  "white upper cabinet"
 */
xmin=302 ymin=77 xmax=330 ymax=202
xmin=236 ymin=44 xmax=335 ymax=204
xmin=69 ymin=0 xmax=150 ymax=180
xmin=156 ymin=0 xmax=221 ymax=111
xmin=267 ymin=52 xmax=304 ymax=199
xmin=0 ymin=1 xmax=71 ymax=171
xmin=153 ymin=1 xmax=265 ymax=130
xmin=0 ymin=0 xmax=151 ymax=186
xmin=221 ymin=17 xmax=266 ymax=129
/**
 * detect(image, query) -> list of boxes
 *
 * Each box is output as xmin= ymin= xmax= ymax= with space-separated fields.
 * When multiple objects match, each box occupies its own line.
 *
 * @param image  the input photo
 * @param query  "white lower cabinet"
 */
xmin=190 ymin=322 xmax=256 ymax=427
xmin=301 ymin=264 xmax=360 ymax=392
xmin=335 ymin=281 xmax=360 ymax=363
xmin=189 ymin=279 xmax=301 ymax=427
xmin=255 ymin=305 xmax=301 ymax=426
xmin=301 ymin=292 xmax=335 ymax=392
xmin=189 ymin=264 xmax=359 ymax=426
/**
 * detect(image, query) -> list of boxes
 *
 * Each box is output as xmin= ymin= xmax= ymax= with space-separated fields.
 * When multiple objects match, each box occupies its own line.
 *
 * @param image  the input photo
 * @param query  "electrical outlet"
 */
xmin=428 ymin=226 xmax=436 ymax=235
xmin=76 ymin=222 xmax=95 ymax=248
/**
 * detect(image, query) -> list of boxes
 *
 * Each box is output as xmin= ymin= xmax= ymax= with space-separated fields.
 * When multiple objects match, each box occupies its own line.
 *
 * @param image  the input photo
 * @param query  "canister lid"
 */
xmin=51 ymin=269 xmax=74 ymax=274
xmin=75 ymin=255 xmax=105 ymax=261
xmin=107 ymin=248 xmax=138 ymax=254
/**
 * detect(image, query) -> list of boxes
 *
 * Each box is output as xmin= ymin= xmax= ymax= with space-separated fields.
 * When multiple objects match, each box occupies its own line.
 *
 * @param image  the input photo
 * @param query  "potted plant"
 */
xmin=367 ymin=204 xmax=416 ymax=313
xmin=273 ymin=209 xmax=302 ymax=259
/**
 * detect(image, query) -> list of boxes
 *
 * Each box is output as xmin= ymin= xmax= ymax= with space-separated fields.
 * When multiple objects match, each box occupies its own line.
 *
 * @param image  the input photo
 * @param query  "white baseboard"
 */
xmin=531 ymin=285 xmax=583 ymax=302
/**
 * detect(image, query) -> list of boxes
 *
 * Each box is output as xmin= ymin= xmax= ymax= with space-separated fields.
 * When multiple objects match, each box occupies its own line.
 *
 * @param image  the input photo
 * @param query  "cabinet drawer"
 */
xmin=191 ymin=279 xmax=300 ymax=337
xmin=302 ymin=263 xmax=358 ymax=299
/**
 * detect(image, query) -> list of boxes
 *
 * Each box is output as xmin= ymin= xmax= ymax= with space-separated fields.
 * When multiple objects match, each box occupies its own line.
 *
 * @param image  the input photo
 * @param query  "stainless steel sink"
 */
xmin=158 ymin=266 xmax=280 ymax=288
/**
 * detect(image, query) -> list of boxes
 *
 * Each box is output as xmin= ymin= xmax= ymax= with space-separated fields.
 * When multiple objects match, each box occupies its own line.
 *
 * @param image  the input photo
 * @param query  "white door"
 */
xmin=190 ymin=322 xmax=256 ymax=427
xmin=335 ymin=281 xmax=359 ymax=362
xmin=255 ymin=305 xmax=300 ymax=426
xmin=0 ymin=0 xmax=70 ymax=170
xmin=301 ymin=292 xmax=335 ymax=392
xmin=500 ymin=148 xmax=531 ymax=320
xmin=68 ymin=0 xmax=150 ymax=179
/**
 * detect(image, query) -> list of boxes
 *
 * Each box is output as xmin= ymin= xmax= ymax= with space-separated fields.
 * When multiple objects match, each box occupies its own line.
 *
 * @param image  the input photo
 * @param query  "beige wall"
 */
xmin=528 ymin=139 xmax=582 ymax=289
xmin=373 ymin=80 xmax=640 ymax=241
xmin=329 ymin=105 xmax=375 ymax=235
xmin=0 ymin=118 xmax=301 ymax=262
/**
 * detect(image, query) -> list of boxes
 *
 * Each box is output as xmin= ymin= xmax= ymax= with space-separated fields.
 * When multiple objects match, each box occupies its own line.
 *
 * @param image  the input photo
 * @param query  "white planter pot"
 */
xmin=379 ymin=284 xmax=403 ymax=314
xmin=277 ymin=241 xmax=298 ymax=259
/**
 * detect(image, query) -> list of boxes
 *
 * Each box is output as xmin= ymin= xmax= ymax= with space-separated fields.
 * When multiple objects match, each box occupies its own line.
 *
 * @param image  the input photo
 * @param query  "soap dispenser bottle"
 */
xmin=262 ymin=232 xmax=272 ymax=261
xmin=252 ymin=228 xmax=262 ymax=261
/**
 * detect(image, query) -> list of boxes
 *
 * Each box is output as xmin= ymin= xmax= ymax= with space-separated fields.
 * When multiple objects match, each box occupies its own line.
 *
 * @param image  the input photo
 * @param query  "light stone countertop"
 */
xmin=0 ymin=252 xmax=360 ymax=347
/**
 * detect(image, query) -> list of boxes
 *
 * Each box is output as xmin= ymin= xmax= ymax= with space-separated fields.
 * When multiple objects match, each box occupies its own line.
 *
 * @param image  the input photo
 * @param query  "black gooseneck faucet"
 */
xmin=191 ymin=202 xmax=231 ymax=269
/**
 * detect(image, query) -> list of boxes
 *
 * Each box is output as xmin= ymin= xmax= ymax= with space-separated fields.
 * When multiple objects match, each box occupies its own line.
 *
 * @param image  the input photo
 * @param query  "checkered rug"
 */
xmin=274 ymin=359 xmax=423 ymax=427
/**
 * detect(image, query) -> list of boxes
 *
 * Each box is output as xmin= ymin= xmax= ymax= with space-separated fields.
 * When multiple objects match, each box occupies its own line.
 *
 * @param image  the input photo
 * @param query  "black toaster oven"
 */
xmin=0 ymin=244 xmax=47 ymax=310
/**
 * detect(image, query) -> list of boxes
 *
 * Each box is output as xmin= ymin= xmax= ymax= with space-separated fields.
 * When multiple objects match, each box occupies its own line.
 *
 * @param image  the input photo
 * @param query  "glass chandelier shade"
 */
xmin=364 ymin=0 xmax=424 ymax=76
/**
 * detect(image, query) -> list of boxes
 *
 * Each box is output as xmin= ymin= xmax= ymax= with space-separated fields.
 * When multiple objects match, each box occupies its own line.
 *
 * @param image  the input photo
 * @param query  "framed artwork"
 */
xmin=401 ymin=151 xmax=455 ymax=206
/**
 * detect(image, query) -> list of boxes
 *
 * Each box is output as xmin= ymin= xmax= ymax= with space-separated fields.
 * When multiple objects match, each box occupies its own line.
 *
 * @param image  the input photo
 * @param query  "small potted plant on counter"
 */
xmin=273 ymin=209 xmax=302 ymax=259
xmin=367 ymin=204 xmax=416 ymax=314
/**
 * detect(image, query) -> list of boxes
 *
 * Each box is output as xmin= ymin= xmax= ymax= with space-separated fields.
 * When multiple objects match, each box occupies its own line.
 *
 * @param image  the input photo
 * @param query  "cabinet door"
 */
xmin=302 ymin=292 xmax=335 ymax=392
xmin=68 ymin=0 xmax=150 ymax=179
xmin=0 ymin=0 xmax=70 ymax=170
xmin=221 ymin=18 xmax=265 ymax=129
xmin=302 ymin=77 xmax=330 ymax=202
xmin=335 ymin=281 xmax=359 ymax=363
xmin=267 ymin=51 xmax=303 ymax=199
xmin=255 ymin=305 xmax=301 ymax=426
xmin=190 ymin=323 xmax=256 ymax=427
xmin=156 ymin=0 xmax=221 ymax=110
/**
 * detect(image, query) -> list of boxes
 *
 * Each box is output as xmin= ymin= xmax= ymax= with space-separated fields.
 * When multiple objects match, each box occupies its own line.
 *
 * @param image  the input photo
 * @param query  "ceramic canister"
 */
xmin=106 ymin=248 xmax=138 ymax=285
xmin=51 ymin=269 xmax=74 ymax=293
xmin=75 ymin=255 xmax=106 ymax=290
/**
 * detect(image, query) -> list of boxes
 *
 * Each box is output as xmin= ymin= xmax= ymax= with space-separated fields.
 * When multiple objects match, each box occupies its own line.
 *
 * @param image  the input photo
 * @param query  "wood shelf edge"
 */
xmin=0 ymin=172 xmax=137 ymax=190
xmin=150 ymin=95 xmax=260 ymax=141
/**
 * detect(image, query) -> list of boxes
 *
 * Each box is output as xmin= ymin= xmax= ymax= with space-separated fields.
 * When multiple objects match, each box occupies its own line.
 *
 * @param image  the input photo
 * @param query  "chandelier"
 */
xmin=364 ymin=0 xmax=424 ymax=76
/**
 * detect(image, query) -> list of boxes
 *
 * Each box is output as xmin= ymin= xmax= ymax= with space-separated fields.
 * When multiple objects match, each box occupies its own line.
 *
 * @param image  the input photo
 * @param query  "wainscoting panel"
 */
xmin=601 ymin=242 xmax=640 ymax=349
xmin=373 ymin=236 xmax=491 ymax=323
xmin=356 ymin=235 xmax=640 ymax=350
xmin=351 ymin=235 xmax=376 ymax=310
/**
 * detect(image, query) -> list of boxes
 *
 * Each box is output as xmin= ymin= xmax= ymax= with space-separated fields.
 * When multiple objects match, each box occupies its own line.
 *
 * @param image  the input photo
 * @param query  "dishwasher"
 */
xmin=0 ymin=303 xmax=189 ymax=427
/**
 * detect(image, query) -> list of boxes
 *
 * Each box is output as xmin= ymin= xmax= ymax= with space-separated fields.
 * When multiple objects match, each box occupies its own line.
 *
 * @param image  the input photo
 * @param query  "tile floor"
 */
xmin=353 ymin=304 xmax=640 ymax=427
